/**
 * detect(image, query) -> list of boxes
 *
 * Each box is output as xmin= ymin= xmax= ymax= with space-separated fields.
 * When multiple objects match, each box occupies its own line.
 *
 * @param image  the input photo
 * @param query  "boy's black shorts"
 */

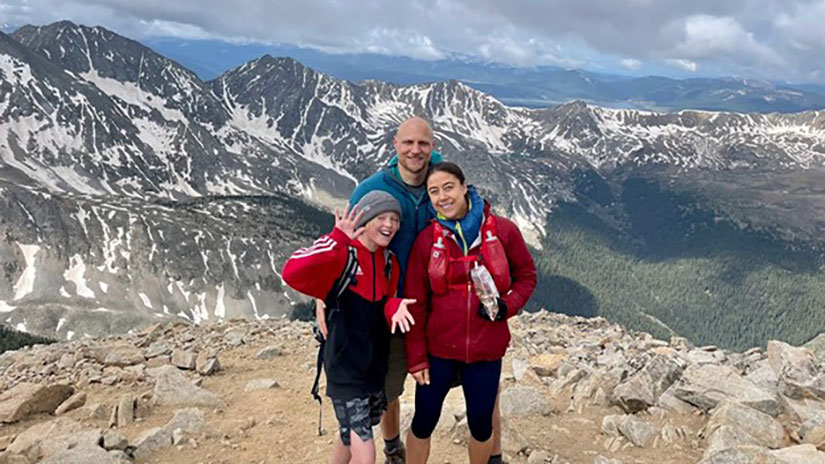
xmin=331 ymin=391 xmax=387 ymax=446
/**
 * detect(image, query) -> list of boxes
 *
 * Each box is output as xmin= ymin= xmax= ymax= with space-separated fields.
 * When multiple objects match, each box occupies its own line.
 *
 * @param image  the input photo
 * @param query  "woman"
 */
xmin=403 ymin=162 xmax=537 ymax=464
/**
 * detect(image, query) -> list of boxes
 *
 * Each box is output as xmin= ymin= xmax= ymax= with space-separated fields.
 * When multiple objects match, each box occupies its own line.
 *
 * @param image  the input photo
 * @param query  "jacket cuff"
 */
xmin=384 ymin=297 xmax=403 ymax=326
xmin=329 ymin=227 xmax=353 ymax=246
xmin=408 ymin=361 xmax=429 ymax=374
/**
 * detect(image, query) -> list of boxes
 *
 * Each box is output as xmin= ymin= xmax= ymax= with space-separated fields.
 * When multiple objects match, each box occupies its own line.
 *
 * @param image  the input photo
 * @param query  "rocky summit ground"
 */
xmin=1 ymin=312 xmax=825 ymax=463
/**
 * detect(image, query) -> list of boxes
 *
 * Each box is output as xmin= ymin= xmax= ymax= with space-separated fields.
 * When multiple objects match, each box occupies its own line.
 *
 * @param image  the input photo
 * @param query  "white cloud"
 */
xmin=359 ymin=29 xmax=445 ymax=61
xmin=1 ymin=0 xmax=823 ymax=83
xmin=620 ymin=58 xmax=642 ymax=70
xmin=666 ymin=58 xmax=698 ymax=72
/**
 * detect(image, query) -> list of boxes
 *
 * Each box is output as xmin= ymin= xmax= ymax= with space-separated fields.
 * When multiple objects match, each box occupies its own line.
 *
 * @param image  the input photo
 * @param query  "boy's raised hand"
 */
xmin=391 ymin=299 xmax=416 ymax=334
xmin=334 ymin=205 xmax=365 ymax=241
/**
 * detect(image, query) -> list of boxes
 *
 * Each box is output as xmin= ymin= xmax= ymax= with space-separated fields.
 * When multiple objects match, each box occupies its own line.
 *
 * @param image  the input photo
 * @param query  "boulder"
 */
xmin=500 ymin=386 xmax=551 ymax=416
xmin=0 ymin=383 xmax=74 ymax=423
xmin=151 ymin=366 xmax=221 ymax=407
xmin=673 ymin=364 xmax=779 ymax=416
xmin=706 ymin=401 xmax=785 ymax=449
xmin=245 ymin=379 xmax=280 ymax=392
xmin=54 ymin=392 xmax=86 ymax=415
xmin=171 ymin=350 xmax=197 ymax=370
xmin=767 ymin=341 xmax=825 ymax=399
xmin=612 ymin=353 xmax=685 ymax=413
xmin=699 ymin=445 xmax=779 ymax=464
xmin=102 ymin=346 xmax=144 ymax=367
xmin=769 ymin=444 xmax=825 ymax=464
xmin=39 ymin=445 xmax=126 ymax=464
xmin=132 ymin=427 xmax=171 ymax=460
xmin=617 ymin=415 xmax=658 ymax=448
xmin=255 ymin=346 xmax=282 ymax=360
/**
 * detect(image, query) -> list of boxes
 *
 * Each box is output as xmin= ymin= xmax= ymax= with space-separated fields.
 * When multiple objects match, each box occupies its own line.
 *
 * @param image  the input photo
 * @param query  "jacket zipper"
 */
xmin=466 ymin=283 xmax=471 ymax=362
xmin=372 ymin=252 xmax=377 ymax=301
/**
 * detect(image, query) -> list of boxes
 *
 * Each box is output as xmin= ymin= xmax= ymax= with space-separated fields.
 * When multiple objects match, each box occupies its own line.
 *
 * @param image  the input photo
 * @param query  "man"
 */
xmin=317 ymin=117 xmax=505 ymax=464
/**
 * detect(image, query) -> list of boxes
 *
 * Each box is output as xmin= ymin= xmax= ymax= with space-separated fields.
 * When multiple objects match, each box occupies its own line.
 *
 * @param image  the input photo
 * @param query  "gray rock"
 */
xmin=706 ymin=401 xmax=784 ymax=449
xmin=767 ymin=340 xmax=825 ymax=399
xmin=0 ymin=383 xmax=74 ymax=423
xmin=594 ymin=457 xmax=622 ymax=464
xmin=781 ymin=395 xmax=825 ymax=423
xmin=704 ymin=425 xmax=764 ymax=458
xmin=132 ymin=427 xmax=171 ymax=460
xmin=102 ymin=430 xmax=128 ymax=451
xmin=116 ymin=395 xmax=135 ymax=427
xmin=612 ymin=353 xmax=685 ymax=413
xmin=144 ymin=341 xmax=172 ymax=359
xmin=151 ymin=365 xmax=222 ymax=407
xmin=223 ymin=329 xmax=246 ymax=347
xmin=699 ymin=445 xmax=779 ymax=464
xmin=601 ymin=415 xmax=622 ymax=437
xmin=804 ymin=334 xmax=825 ymax=364
xmin=102 ymin=346 xmax=144 ymax=367
xmin=745 ymin=362 xmax=780 ymax=392
xmin=55 ymin=392 xmax=86 ymax=415
xmin=245 ymin=378 xmax=280 ymax=392
xmin=171 ymin=428 xmax=187 ymax=445
xmin=617 ymin=415 xmax=658 ymax=448
xmin=527 ymin=449 xmax=552 ymax=464
xmin=171 ymin=350 xmax=197 ymax=370
xmin=656 ymin=386 xmax=701 ymax=414
xmin=500 ymin=386 xmax=551 ymax=416
xmin=196 ymin=355 xmax=220 ymax=375
xmin=769 ymin=444 xmax=825 ymax=464
xmin=7 ymin=417 xmax=83 ymax=457
xmin=673 ymin=364 xmax=779 ymax=416
xmin=163 ymin=408 xmax=206 ymax=434
xmin=81 ymin=403 xmax=109 ymax=420
xmin=39 ymin=445 xmax=125 ymax=464
xmin=255 ymin=346 xmax=282 ymax=360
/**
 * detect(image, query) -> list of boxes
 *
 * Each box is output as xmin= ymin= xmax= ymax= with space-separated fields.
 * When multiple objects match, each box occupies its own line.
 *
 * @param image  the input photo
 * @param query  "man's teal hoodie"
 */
xmin=349 ymin=152 xmax=444 ymax=294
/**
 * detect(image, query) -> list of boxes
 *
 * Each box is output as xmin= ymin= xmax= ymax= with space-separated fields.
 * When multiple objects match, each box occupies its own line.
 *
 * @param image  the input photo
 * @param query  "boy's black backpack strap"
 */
xmin=309 ymin=245 xmax=359 ymax=436
xmin=384 ymin=248 xmax=394 ymax=282
xmin=333 ymin=246 xmax=359 ymax=299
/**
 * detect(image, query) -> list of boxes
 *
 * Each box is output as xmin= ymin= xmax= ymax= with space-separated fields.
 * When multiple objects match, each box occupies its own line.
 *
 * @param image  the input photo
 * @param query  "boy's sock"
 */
xmin=384 ymin=434 xmax=402 ymax=453
xmin=488 ymin=454 xmax=504 ymax=464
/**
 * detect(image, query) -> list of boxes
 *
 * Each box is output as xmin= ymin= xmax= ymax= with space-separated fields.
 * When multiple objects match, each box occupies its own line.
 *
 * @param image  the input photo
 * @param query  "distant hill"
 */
xmin=143 ymin=37 xmax=825 ymax=113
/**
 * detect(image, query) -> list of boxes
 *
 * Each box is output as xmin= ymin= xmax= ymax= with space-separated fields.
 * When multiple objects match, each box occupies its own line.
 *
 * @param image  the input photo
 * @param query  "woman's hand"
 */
xmin=391 ymin=299 xmax=416 ymax=334
xmin=334 ymin=204 xmax=365 ymax=240
xmin=412 ymin=368 xmax=430 ymax=385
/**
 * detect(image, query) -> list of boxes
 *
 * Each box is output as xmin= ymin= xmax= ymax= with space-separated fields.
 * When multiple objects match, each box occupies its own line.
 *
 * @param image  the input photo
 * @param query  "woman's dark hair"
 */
xmin=426 ymin=161 xmax=466 ymax=185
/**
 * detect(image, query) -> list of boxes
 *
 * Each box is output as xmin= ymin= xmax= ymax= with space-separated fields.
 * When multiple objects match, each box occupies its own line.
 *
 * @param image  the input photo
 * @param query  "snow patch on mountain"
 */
xmin=12 ymin=243 xmax=39 ymax=301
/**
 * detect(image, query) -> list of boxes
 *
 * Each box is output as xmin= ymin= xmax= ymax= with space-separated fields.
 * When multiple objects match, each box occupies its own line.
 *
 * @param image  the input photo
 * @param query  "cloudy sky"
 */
xmin=2 ymin=0 xmax=825 ymax=83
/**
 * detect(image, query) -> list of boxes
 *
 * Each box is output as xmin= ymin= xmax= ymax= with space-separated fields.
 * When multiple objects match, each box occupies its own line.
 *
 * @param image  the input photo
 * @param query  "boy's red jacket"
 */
xmin=282 ymin=227 xmax=403 ymax=400
xmin=404 ymin=212 xmax=537 ymax=374
xmin=281 ymin=227 xmax=403 ymax=327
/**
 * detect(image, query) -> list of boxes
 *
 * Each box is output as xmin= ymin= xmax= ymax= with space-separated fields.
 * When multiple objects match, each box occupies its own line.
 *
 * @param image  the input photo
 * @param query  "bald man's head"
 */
xmin=393 ymin=117 xmax=434 ymax=180
xmin=396 ymin=117 xmax=433 ymax=140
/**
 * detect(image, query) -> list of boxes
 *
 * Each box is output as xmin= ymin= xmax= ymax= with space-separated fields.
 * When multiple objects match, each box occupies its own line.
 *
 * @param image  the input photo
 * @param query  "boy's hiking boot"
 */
xmin=383 ymin=441 xmax=405 ymax=463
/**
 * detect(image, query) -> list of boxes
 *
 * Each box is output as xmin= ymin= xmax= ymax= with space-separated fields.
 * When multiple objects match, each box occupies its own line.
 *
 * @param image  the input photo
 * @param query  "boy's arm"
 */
xmin=282 ymin=228 xmax=351 ymax=300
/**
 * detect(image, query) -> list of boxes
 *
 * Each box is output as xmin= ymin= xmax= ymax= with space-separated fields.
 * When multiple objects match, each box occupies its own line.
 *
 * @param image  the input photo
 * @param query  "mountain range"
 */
xmin=143 ymin=36 xmax=825 ymax=113
xmin=2 ymin=21 xmax=825 ymax=350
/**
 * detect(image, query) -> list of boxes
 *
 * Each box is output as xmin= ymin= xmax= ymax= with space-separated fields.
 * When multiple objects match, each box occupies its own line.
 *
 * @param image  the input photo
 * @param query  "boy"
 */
xmin=282 ymin=191 xmax=415 ymax=464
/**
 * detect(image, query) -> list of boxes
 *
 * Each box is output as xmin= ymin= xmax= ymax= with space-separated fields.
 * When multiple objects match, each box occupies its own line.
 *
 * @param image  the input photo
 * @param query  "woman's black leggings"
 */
xmin=410 ymin=355 xmax=502 ymax=442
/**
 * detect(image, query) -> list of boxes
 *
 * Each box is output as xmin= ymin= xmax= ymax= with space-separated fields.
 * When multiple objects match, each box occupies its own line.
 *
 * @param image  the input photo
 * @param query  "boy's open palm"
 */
xmin=334 ymin=205 xmax=365 ymax=240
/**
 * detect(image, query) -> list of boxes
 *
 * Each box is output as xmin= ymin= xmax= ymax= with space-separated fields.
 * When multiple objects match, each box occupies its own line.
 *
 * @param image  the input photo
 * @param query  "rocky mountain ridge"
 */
xmin=2 ymin=312 xmax=825 ymax=463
